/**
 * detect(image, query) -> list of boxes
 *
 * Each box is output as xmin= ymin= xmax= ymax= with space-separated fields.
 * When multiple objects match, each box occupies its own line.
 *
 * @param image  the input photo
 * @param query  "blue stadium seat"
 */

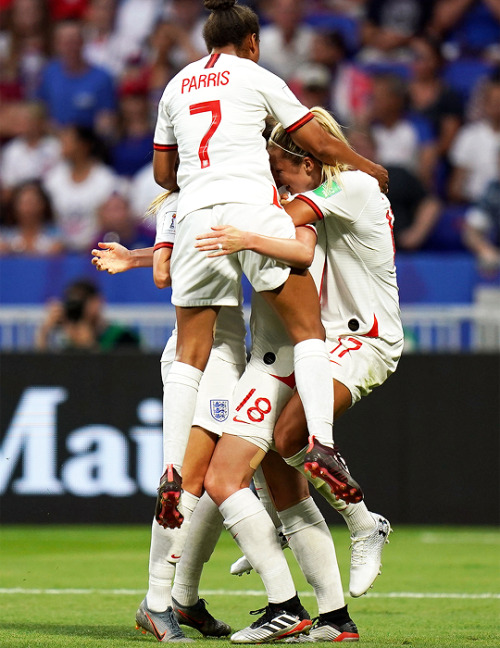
xmin=443 ymin=59 xmax=494 ymax=103
xmin=304 ymin=13 xmax=360 ymax=54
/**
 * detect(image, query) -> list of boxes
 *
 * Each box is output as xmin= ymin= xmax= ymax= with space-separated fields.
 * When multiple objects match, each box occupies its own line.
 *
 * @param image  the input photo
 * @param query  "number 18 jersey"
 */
xmin=154 ymin=52 xmax=312 ymax=220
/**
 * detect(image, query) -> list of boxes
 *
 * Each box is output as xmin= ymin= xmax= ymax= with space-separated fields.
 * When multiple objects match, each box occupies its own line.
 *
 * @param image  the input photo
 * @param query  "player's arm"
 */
xmin=153 ymin=245 xmax=172 ymax=288
xmin=153 ymin=149 xmax=179 ymax=191
xmin=290 ymin=118 xmax=389 ymax=193
xmin=195 ymin=224 xmax=316 ymax=269
xmin=92 ymin=242 xmax=154 ymax=274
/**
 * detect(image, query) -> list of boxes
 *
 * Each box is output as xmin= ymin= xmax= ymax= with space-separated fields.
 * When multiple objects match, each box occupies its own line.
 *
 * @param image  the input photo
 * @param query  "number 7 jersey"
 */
xmin=154 ymin=52 xmax=313 ymax=221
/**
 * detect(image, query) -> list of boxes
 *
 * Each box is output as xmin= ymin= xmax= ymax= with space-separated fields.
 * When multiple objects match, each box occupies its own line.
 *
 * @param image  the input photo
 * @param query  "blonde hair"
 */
xmin=269 ymin=107 xmax=351 ymax=190
xmin=145 ymin=190 xmax=174 ymax=220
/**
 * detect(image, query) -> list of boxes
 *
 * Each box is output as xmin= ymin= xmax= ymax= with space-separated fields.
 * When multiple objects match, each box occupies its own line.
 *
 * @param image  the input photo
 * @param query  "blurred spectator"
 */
xmin=0 ymin=101 xmax=61 ymax=203
xmin=369 ymin=73 xmax=437 ymax=190
xmin=258 ymin=0 xmax=315 ymax=81
xmin=49 ymin=0 xmax=89 ymax=21
xmin=111 ymin=92 xmax=153 ymax=177
xmin=0 ymin=180 xmax=63 ymax=255
xmin=448 ymin=76 xmax=500 ymax=203
xmin=36 ymin=20 xmax=117 ymax=136
xmin=430 ymin=0 xmax=500 ymax=60
xmin=94 ymin=191 xmax=155 ymax=249
xmin=161 ymin=0 xmax=207 ymax=69
xmin=307 ymin=29 xmax=373 ymax=125
xmin=350 ymin=127 xmax=442 ymax=251
xmin=408 ymin=35 xmax=463 ymax=161
xmin=43 ymin=125 xmax=121 ymax=252
xmin=35 ymin=277 xmax=141 ymax=350
xmin=113 ymin=0 xmax=162 ymax=58
xmin=128 ymin=161 xmax=163 ymax=220
xmin=462 ymin=162 xmax=500 ymax=271
xmin=359 ymin=0 xmax=436 ymax=63
xmin=83 ymin=0 xmax=132 ymax=79
xmin=0 ymin=0 xmax=52 ymax=100
xmin=289 ymin=63 xmax=332 ymax=111
xmin=136 ymin=20 xmax=181 ymax=108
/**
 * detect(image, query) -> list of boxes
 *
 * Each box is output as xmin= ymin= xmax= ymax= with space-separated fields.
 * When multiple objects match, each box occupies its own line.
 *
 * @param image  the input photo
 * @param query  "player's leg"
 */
xmin=137 ymin=425 xmax=219 ymax=642
xmin=205 ymin=433 xmax=312 ymax=643
xmin=157 ymin=305 xmax=219 ymax=529
xmin=274 ymin=381 xmax=363 ymax=504
xmin=274 ymin=383 xmax=388 ymax=597
xmin=260 ymin=269 xmax=335 ymax=450
xmin=171 ymin=493 xmax=231 ymax=637
xmin=261 ymin=452 xmax=359 ymax=642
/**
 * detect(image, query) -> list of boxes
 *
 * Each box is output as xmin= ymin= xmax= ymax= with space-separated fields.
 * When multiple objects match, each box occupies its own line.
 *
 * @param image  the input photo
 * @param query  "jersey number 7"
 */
xmin=189 ymin=100 xmax=222 ymax=169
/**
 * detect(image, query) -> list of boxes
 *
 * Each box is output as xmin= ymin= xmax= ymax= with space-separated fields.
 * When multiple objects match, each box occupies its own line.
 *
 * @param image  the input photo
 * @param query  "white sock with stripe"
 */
xmin=219 ymin=488 xmax=296 ymax=604
xmin=162 ymin=361 xmax=203 ymax=472
xmin=279 ymin=497 xmax=345 ymax=614
xmin=146 ymin=519 xmax=176 ymax=612
xmin=172 ymin=494 xmax=223 ymax=607
xmin=293 ymin=339 xmax=333 ymax=447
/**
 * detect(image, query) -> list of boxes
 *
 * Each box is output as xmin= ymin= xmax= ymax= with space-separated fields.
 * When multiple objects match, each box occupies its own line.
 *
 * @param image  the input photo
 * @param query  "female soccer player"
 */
xmin=197 ymin=106 xmax=403 ymax=622
xmin=92 ymin=193 xmax=360 ymax=643
xmin=152 ymin=0 xmax=388 ymax=526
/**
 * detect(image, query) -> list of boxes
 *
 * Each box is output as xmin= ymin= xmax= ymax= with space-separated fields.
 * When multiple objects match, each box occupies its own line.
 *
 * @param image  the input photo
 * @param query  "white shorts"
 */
xmin=222 ymin=359 xmax=295 ymax=453
xmin=327 ymin=334 xmax=404 ymax=406
xmin=170 ymin=203 xmax=295 ymax=306
xmin=162 ymin=351 xmax=245 ymax=438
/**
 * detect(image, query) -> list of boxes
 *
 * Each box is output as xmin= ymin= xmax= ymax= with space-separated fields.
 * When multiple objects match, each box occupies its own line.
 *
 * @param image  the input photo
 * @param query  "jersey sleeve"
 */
xmin=257 ymin=68 xmax=313 ymax=133
xmin=154 ymin=193 xmax=178 ymax=250
xmin=153 ymin=94 xmax=178 ymax=152
xmin=295 ymin=172 xmax=378 ymax=223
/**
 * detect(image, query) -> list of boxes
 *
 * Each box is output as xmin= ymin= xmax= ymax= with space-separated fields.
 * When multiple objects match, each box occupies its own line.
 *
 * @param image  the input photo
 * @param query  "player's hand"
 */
xmin=91 ymin=242 xmax=131 ymax=274
xmin=195 ymin=225 xmax=249 ymax=256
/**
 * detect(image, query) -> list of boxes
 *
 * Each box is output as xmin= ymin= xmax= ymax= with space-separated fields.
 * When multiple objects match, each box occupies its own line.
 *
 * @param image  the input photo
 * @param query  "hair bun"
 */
xmin=204 ymin=0 xmax=236 ymax=11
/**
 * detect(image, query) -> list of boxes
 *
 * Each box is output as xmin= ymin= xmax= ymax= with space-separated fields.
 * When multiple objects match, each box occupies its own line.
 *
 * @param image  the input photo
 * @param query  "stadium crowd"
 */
xmin=0 ymin=0 xmax=499 ymax=269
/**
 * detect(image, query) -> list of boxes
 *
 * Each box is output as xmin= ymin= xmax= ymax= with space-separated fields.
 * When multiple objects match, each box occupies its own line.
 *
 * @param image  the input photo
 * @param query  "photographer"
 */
xmin=35 ymin=278 xmax=140 ymax=351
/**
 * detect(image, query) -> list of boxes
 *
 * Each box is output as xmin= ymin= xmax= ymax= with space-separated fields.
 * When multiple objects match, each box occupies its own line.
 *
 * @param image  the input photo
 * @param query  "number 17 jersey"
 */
xmin=154 ymin=52 xmax=312 ymax=220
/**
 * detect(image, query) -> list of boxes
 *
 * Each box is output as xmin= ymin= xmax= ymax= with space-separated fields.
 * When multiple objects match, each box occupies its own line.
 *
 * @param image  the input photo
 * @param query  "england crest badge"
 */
xmin=210 ymin=399 xmax=229 ymax=422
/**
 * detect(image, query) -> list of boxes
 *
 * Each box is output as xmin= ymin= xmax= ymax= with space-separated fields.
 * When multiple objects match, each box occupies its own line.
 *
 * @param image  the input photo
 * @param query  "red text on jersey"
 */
xmin=181 ymin=71 xmax=230 ymax=94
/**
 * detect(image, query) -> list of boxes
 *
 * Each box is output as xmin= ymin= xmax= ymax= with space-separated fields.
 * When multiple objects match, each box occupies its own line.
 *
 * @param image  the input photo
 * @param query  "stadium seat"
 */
xmin=443 ymin=58 xmax=494 ymax=103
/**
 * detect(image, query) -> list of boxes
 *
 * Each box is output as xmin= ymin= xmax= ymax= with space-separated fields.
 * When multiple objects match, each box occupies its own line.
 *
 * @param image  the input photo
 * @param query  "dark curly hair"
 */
xmin=203 ymin=0 xmax=260 ymax=51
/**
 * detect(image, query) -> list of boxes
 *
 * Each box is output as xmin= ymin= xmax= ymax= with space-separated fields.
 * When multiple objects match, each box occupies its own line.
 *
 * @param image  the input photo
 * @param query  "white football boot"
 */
xmin=349 ymin=513 xmax=392 ymax=598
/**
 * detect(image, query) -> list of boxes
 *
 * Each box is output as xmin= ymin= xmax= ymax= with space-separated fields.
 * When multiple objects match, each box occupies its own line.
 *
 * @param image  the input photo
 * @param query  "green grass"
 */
xmin=0 ymin=525 xmax=499 ymax=648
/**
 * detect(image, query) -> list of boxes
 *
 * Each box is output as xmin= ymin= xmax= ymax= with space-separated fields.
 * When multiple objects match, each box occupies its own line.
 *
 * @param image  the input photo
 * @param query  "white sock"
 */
xmin=172 ymin=494 xmax=223 ymax=607
xmin=167 ymin=490 xmax=200 ymax=564
xmin=162 ymin=362 xmax=203 ymax=472
xmin=146 ymin=519 xmax=176 ymax=612
xmin=293 ymin=339 xmax=333 ymax=447
xmin=337 ymin=501 xmax=376 ymax=537
xmin=279 ymin=497 xmax=345 ymax=614
xmin=220 ymin=489 xmax=296 ymax=604
xmin=253 ymin=466 xmax=282 ymax=530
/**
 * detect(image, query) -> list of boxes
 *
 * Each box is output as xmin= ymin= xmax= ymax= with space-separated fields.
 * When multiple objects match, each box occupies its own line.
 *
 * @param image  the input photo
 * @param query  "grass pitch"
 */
xmin=0 ymin=525 xmax=498 ymax=648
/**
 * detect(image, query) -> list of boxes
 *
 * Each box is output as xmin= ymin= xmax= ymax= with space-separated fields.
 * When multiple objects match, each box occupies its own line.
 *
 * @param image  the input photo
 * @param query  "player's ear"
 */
xmin=303 ymin=156 xmax=316 ymax=175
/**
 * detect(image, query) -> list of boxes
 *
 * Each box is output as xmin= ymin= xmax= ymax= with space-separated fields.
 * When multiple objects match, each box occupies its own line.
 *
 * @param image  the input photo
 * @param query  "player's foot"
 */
xmin=172 ymin=596 xmax=231 ymax=637
xmin=308 ymin=615 xmax=359 ymax=642
xmin=230 ymin=531 xmax=288 ymax=576
xmin=230 ymin=554 xmax=253 ymax=576
xmin=231 ymin=599 xmax=311 ymax=644
xmin=155 ymin=464 xmax=183 ymax=529
xmin=349 ymin=513 xmax=392 ymax=598
xmin=303 ymin=436 xmax=363 ymax=504
xmin=135 ymin=599 xmax=193 ymax=642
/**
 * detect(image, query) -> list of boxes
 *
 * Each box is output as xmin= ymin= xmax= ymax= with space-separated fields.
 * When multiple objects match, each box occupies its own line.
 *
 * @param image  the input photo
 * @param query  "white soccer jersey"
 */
xmin=295 ymin=171 xmax=403 ymax=344
xmin=153 ymin=191 xmax=178 ymax=251
xmin=154 ymin=52 xmax=313 ymax=219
